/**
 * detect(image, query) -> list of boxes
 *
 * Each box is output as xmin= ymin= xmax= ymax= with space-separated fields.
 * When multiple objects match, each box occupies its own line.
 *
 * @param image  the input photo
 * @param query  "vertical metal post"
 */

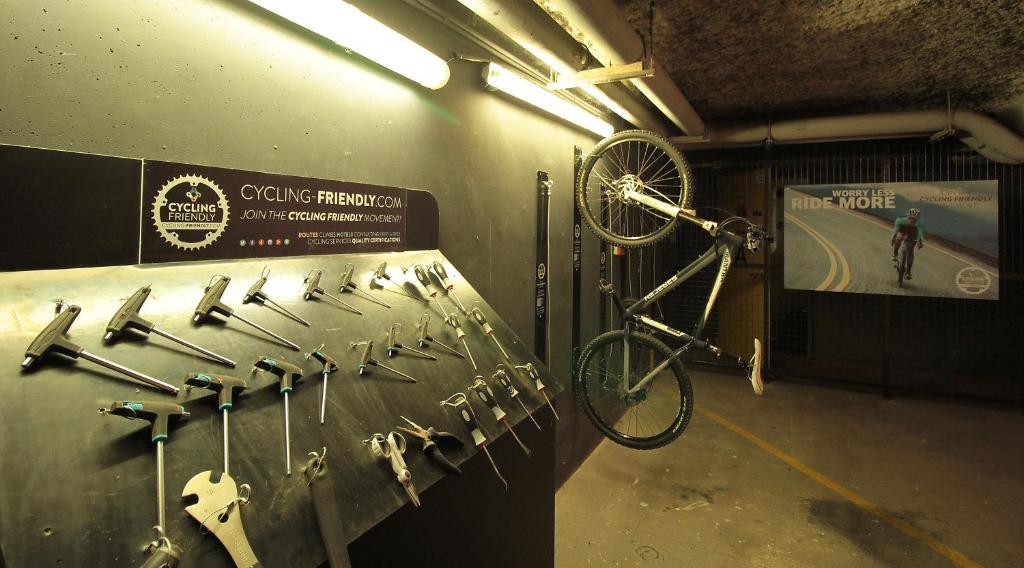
xmin=571 ymin=147 xmax=583 ymax=373
xmin=534 ymin=171 xmax=551 ymax=364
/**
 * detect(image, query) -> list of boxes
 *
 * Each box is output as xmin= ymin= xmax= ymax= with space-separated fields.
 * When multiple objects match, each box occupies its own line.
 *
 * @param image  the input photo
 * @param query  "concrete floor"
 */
xmin=556 ymin=370 xmax=1024 ymax=567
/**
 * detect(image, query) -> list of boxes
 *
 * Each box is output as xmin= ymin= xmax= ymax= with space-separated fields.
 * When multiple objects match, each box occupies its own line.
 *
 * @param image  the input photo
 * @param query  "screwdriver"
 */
xmin=431 ymin=260 xmax=467 ymax=313
xmin=385 ymin=323 xmax=436 ymax=360
xmin=351 ymin=340 xmax=418 ymax=383
xmin=22 ymin=302 xmax=179 ymax=394
xmin=339 ymin=262 xmax=391 ymax=308
xmin=184 ymin=373 xmax=247 ymax=475
xmin=193 ymin=275 xmax=302 ymax=351
xmin=493 ymin=365 xmax=540 ymax=430
xmin=470 ymin=377 xmax=530 ymax=456
xmin=242 ymin=266 xmax=311 ymax=326
xmin=305 ymin=345 xmax=338 ymax=425
xmin=469 ymin=307 xmax=511 ymax=361
xmin=515 ymin=363 xmax=559 ymax=421
xmin=303 ymin=269 xmax=362 ymax=315
xmin=445 ymin=314 xmax=477 ymax=371
xmin=372 ymin=262 xmax=421 ymax=301
xmin=104 ymin=285 xmax=236 ymax=367
xmin=408 ymin=264 xmax=450 ymax=319
xmin=441 ymin=393 xmax=507 ymax=490
xmin=100 ymin=400 xmax=189 ymax=564
xmin=414 ymin=313 xmax=463 ymax=358
xmin=253 ymin=356 xmax=304 ymax=475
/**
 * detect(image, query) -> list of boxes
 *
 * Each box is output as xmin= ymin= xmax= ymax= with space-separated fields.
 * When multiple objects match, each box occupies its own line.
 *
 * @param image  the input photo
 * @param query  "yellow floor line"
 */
xmin=695 ymin=404 xmax=983 ymax=568
xmin=785 ymin=212 xmax=837 ymax=291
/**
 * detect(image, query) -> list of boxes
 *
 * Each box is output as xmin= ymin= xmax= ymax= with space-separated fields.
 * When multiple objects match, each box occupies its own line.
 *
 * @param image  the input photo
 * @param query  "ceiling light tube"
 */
xmin=247 ymin=0 xmax=450 ymax=89
xmin=483 ymin=63 xmax=615 ymax=138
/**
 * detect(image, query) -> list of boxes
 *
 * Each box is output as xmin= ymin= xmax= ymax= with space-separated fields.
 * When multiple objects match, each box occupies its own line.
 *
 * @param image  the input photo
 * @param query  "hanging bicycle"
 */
xmin=574 ymin=130 xmax=769 ymax=450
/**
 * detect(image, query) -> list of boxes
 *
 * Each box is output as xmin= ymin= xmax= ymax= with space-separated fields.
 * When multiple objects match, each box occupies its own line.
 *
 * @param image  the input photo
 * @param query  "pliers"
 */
xmin=397 ymin=416 xmax=465 ymax=475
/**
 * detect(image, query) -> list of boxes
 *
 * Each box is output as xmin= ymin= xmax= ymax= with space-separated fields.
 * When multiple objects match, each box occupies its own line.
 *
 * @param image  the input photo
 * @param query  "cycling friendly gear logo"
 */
xmin=152 ymin=174 xmax=230 ymax=250
xmin=955 ymin=267 xmax=991 ymax=295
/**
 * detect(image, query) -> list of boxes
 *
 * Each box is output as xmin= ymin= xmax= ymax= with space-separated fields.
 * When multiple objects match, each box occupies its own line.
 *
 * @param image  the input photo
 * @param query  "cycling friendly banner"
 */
xmin=783 ymin=181 xmax=999 ymax=300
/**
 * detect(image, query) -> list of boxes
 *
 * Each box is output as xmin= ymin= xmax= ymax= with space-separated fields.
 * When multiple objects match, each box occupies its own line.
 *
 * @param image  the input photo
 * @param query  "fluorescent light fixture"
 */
xmin=483 ymin=63 xmax=614 ymax=137
xmin=247 ymin=0 xmax=450 ymax=89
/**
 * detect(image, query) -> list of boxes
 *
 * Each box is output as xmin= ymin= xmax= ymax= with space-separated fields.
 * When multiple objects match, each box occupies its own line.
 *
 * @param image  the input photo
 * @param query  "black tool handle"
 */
xmin=339 ymin=264 xmax=355 ymax=290
xmin=242 ymin=275 xmax=268 ymax=303
xmin=24 ymin=304 xmax=84 ymax=363
xmin=106 ymin=286 xmax=156 ymax=337
xmin=386 ymin=326 xmax=399 ymax=355
xmin=185 ymin=373 xmax=246 ymax=409
xmin=374 ymin=262 xmax=389 ymax=281
xmin=431 ymin=260 xmax=452 ymax=289
xmin=452 ymin=399 xmax=486 ymax=447
xmin=304 ymin=456 xmax=352 ymax=568
xmin=138 ymin=546 xmax=180 ymax=568
xmin=494 ymin=369 xmax=519 ymax=398
xmin=303 ymin=270 xmax=324 ymax=299
xmin=413 ymin=265 xmax=432 ymax=291
xmin=358 ymin=342 xmax=373 ymax=370
xmin=424 ymin=441 xmax=461 ymax=475
xmin=106 ymin=400 xmax=189 ymax=442
xmin=194 ymin=276 xmax=233 ymax=320
xmin=254 ymin=358 xmax=303 ymax=392
xmin=470 ymin=380 xmax=499 ymax=411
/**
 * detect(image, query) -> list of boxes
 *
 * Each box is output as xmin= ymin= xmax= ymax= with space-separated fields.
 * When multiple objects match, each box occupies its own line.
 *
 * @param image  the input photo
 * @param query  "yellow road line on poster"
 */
xmin=784 ymin=212 xmax=837 ymax=290
xmin=696 ymin=405 xmax=983 ymax=568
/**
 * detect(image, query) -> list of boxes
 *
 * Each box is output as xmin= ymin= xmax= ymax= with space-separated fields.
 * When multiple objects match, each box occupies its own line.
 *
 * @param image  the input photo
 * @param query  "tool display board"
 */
xmin=0 ymin=250 xmax=562 ymax=567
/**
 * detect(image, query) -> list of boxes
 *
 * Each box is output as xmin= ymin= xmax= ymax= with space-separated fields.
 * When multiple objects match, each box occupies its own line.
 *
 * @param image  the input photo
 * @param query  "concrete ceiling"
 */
xmin=614 ymin=0 xmax=1024 ymax=131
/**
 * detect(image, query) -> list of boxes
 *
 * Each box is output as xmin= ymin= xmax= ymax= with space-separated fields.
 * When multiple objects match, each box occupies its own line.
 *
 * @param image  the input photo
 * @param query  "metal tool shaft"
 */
xmin=378 ymin=363 xmax=417 ymax=383
xmin=460 ymin=339 xmax=478 ymax=370
xmin=480 ymin=445 xmax=508 ymax=490
xmin=78 ymin=351 xmax=179 ymax=394
xmin=431 ymin=339 xmax=464 ymax=358
xmin=517 ymin=398 xmax=541 ymax=429
xmin=156 ymin=440 xmax=166 ymax=536
xmin=502 ymin=419 xmax=531 ymax=456
xmin=489 ymin=335 xmax=511 ymax=361
xmin=230 ymin=313 xmax=301 ymax=351
xmin=401 ymin=345 xmax=437 ymax=360
xmin=542 ymin=390 xmax=560 ymax=420
xmin=150 ymin=327 xmax=236 ymax=367
xmin=448 ymin=289 xmax=467 ymax=313
xmin=322 ymin=291 xmax=363 ymax=315
xmin=284 ymin=391 xmax=291 ymax=475
xmin=223 ymin=409 xmax=230 ymax=475
xmin=319 ymin=370 xmax=328 ymax=424
xmin=352 ymin=287 xmax=391 ymax=308
xmin=264 ymin=297 xmax=311 ymax=326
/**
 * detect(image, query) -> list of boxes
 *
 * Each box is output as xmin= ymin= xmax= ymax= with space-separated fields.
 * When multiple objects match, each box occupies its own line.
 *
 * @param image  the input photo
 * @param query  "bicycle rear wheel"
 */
xmin=575 ymin=330 xmax=693 ymax=449
xmin=576 ymin=130 xmax=693 ymax=248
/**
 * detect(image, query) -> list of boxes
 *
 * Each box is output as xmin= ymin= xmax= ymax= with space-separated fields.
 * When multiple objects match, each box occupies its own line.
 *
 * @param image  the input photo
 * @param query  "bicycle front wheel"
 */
xmin=575 ymin=330 xmax=694 ymax=449
xmin=576 ymin=130 xmax=693 ymax=247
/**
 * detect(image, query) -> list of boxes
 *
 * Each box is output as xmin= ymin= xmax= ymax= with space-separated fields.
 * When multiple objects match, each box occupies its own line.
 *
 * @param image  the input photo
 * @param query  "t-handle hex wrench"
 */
xmin=305 ymin=344 xmax=338 ymax=425
xmin=494 ymin=365 xmax=540 ymax=430
xmin=445 ymin=314 xmax=477 ymax=370
xmin=23 ymin=302 xmax=179 ymax=394
xmin=100 ymin=400 xmax=189 ymax=564
xmin=351 ymin=340 xmax=418 ymax=383
xmin=515 ymin=363 xmax=559 ymax=420
xmin=408 ymin=264 xmax=450 ymax=319
xmin=470 ymin=306 xmax=510 ymax=361
xmin=253 ymin=356 xmax=304 ymax=475
xmin=431 ymin=260 xmax=467 ymax=313
xmin=193 ymin=275 xmax=302 ymax=351
xmin=184 ymin=373 xmax=247 ymax=475
xmin=242 ymin=266 xmax=311 ymax=327
xmin=339 ymin=262 xmax=391 ymax=308
xmin=303 ymin=269 xmax=362 ymax=315
xmin=105 ymin=285 xmax=236 ymax=367
xmin=415 ymin=313 xmax=463 ymax=358
xmin=441 ymin=393 xmax=507 ymax=490
xmin=372 ymin=261 xmax=421 ymax=301
xmin=470 ymin=377 xmax=530 ymax=456
xmin=385 ymin=323 xmax=436 ymax=360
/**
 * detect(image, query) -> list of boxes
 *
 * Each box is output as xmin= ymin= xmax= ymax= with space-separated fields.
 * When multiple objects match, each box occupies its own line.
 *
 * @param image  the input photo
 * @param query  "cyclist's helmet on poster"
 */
xmin=907 ymin=208 xmax=921 ymax=221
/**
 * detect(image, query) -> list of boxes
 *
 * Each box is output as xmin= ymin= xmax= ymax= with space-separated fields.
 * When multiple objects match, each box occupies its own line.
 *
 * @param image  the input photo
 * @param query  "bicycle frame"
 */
xmin=613 ymin=199 xmax=745 ymax=397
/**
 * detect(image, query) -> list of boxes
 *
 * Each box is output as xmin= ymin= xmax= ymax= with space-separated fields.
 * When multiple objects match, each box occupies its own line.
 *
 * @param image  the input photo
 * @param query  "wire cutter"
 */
xmin=366 ymin=431 xmax=421 ymax=507
xmin=397 ymin=416 xmax=465 ymax=475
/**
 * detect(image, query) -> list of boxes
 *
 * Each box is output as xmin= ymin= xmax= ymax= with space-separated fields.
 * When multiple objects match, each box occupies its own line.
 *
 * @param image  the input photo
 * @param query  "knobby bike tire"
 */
xmin=575 ymin=329 xmax=694 ymax=449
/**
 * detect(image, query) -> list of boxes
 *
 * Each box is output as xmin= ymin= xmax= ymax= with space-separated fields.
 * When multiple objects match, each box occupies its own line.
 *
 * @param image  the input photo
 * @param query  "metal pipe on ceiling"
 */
xmin=671 ymin=109 xmax=1024 ymax=164
xmin=530 ymin=0 xmax=706 ymax=137
xmin=453 ymin=0 xmax=671 ymax=135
